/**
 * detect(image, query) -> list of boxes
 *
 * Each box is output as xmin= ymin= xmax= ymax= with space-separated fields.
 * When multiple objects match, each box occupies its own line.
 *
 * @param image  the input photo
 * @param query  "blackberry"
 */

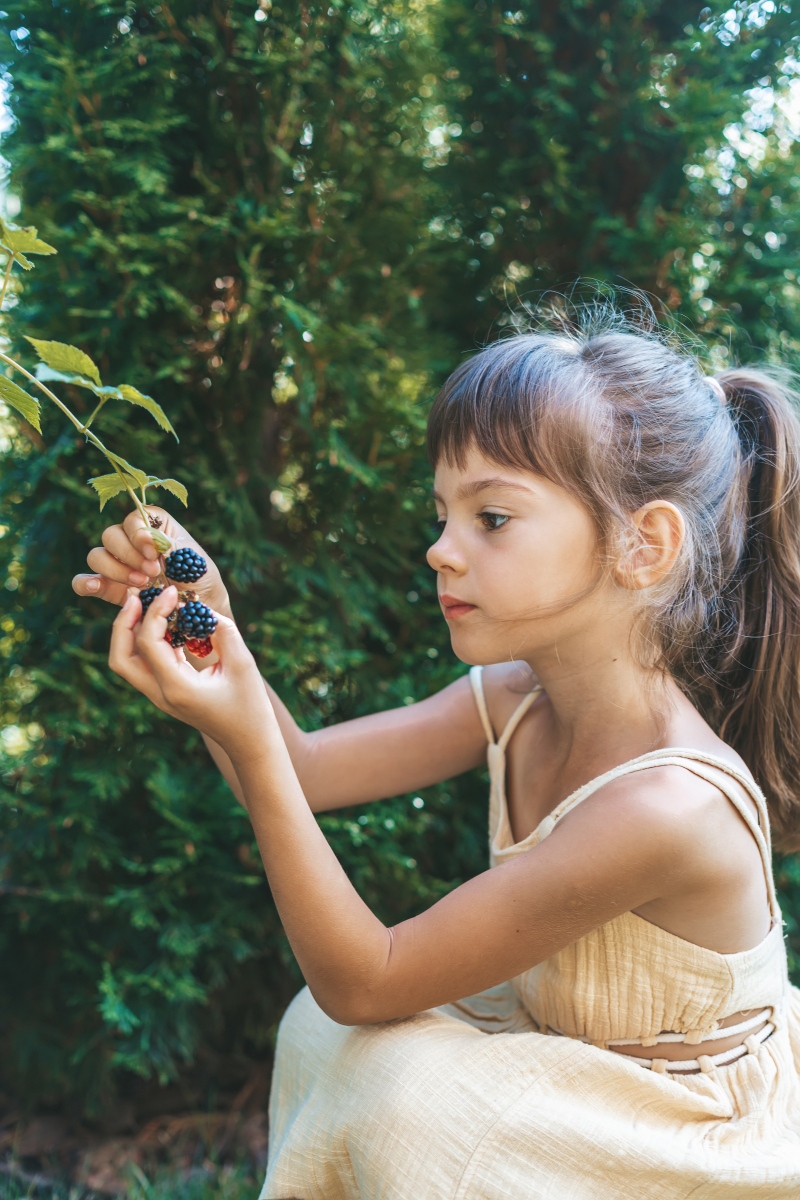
xmin=164 ymin=547 xmax=207 ymax=583
xmin=174 ymin=601 xmax=217 ymax=641
xmin=139 ymin=586 xmax=164 ymax=615
xmin=166 ymin=629 xmax=186 ymax=648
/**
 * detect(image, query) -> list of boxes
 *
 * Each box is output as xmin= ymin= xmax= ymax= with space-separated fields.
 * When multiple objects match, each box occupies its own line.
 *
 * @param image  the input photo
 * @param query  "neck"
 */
xmin=523 ymin=629 xmax=681 ymax=763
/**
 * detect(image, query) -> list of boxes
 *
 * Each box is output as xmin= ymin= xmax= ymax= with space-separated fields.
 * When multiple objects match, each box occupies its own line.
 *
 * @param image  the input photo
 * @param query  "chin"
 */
xmin=448 ymin=630 xmax=507 ymax=667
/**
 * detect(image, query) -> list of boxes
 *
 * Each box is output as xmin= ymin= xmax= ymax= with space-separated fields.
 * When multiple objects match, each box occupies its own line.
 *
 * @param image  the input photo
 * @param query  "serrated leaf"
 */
xmin=148 ymin=478 xmax=188 ymax=506
xmin=0 ymin=374 xmax=42 ymax=433
xmin=0 ymin=219 xmax=57 ymax=257
xmin=14 ymin=251 xmax=32 ymax=271
xmin=89 ymin=472 xmax=138 ymax=511
xmin=26 ymin=337 xmax=101 ymax=387
xmin=34 ymin=364 xmax=121 ymax=400
xmin=119 ymin=385 xmax=178 ymax=440
xmin=105 ymin=452 xmax=148 ymax=490
xmin=151 ymin=529 xmax=172 ymax=553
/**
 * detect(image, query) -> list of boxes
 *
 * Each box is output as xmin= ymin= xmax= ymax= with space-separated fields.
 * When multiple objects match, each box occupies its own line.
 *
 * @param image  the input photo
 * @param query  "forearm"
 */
xmin=231 ymin=728 xmax=392 ymax=1023
xmin=197 ymin=662 xmax=485 ymax=813
xmin=192 ymin=649 xmax=315 ymax=805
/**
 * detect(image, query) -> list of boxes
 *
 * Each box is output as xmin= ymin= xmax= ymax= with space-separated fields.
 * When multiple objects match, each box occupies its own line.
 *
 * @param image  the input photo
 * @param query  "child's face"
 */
xmin=428 ymin=444 xmax=617 ymax=666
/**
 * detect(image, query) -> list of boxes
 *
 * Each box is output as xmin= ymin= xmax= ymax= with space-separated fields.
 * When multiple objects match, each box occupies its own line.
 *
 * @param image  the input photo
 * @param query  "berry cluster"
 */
xmin=138 ymin=586 xmax=217 ymax=658
xmin=139 ymin=586 xmax=163 ymax=615
xmin=175 ymin=601 xmax=217 ymax=641
xmin=164 ymin=547 xmax=207 ymax=583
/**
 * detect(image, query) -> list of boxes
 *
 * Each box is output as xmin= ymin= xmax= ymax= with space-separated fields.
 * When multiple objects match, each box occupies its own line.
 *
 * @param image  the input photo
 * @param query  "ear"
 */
xmin=615 ymin=501 xmax=685 ymax=591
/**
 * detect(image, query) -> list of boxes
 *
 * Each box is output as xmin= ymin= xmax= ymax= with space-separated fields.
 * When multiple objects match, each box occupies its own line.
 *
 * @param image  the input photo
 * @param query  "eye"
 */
xmin=479 ymin=511 xmax=510 ymax=532
xmin=429 ymin=517 xmax=446 ymax=537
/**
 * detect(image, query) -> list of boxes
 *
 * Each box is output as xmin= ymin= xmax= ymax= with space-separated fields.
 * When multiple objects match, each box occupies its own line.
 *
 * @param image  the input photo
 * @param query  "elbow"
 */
xmin=314 ymin=989 xmax=387 ymax=1027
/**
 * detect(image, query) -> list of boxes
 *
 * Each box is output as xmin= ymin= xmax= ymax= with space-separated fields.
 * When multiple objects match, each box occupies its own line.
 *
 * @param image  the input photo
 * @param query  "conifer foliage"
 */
xmin=2 ymin=0 xmax=800 ymax=1112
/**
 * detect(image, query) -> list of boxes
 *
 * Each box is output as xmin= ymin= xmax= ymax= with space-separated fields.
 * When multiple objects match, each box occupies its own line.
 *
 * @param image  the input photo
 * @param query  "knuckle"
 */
xmin=101 ymin=524 xmax=122 ymax=549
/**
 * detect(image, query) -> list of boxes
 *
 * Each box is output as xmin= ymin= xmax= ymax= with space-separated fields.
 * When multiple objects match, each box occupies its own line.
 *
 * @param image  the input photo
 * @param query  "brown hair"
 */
xmin=427 ymin=311 xmax=800 ymax=850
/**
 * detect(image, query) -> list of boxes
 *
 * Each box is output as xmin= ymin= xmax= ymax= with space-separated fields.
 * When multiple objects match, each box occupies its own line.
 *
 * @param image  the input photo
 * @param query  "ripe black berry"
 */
xmin=139 ymin=586 xmax=164 ymax=615
xmin=174 ymin=601 xmax=217 ymax=640
xmin=164 ymin=547 xmax=207 ymax=583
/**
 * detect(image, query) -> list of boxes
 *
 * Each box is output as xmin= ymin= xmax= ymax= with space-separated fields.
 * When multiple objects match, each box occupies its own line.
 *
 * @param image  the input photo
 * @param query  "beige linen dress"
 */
xmin=262 ymin=667 xmax=800 ymax=1198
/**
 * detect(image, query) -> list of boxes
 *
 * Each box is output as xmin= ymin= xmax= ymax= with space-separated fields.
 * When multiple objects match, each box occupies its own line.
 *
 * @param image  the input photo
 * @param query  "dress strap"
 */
xmin=469 ymin=665 xmax=541 ymax=751
xmin=469 ymin=666 xmax=495 ymax=744
xmin=542 ymin=747 xmax=780 ymax=922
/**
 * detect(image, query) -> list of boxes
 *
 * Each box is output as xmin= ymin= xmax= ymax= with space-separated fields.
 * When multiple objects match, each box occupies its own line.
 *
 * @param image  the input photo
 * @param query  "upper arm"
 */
xmin=346 ymin=771 xmax=690 ymax=1023
xmin=301 ymin=672 xmax=489 ymax=812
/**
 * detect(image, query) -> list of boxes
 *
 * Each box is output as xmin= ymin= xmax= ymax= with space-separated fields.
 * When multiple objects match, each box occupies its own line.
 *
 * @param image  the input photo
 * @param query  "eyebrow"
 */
xmin=432 ymin=477 xmax=537 ymax=503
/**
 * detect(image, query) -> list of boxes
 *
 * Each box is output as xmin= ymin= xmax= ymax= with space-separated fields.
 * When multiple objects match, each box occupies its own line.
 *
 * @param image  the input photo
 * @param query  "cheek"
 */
xmin=502 ymin=513 xmax=599 ymax=601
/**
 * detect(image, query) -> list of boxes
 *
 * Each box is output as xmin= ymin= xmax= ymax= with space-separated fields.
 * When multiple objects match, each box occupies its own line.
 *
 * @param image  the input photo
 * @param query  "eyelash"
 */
xmin=431 ymin=512 xmax=511 ymax=534
xmin=479 ymin=511 xmax=510 ymax=532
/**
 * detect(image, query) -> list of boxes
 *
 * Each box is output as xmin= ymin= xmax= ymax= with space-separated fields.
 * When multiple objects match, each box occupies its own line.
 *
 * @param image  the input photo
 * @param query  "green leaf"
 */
xmin=0 ymin=374 xmax=42 ymax=433
xmin=147 ymin=477 xmax=188 ymax=506
xmin=105 ymin=452 xmax=148 ymax=490
xmin=25 ymin=337 xmax=101 ymax=387
xmin=0 ymin=219 xmax=57 ymax=258
xmin=151 ymin=529 xmax=172 ymax=553
xmin=35 ymin=364 xmax=121 ymax=399
xmin=88 ymin=472 xmax=139 ymax=510
xmin=118 ymin=385 xmax=178 ymax=440
xmin=14 ymin=251 xmax=33 ymax=271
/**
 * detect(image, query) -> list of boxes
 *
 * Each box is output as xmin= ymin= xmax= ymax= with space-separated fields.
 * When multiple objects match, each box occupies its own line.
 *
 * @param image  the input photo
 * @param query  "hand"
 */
xmin=110 ymin=586 xmax=271 ymax=761
xmin=72 ymin=506 xmax=233 ymax=618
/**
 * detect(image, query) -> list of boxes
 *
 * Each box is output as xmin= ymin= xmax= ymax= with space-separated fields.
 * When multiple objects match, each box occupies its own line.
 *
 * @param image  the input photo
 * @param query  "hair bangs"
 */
xmin=427 ymin=334 xmax=594 ymax=488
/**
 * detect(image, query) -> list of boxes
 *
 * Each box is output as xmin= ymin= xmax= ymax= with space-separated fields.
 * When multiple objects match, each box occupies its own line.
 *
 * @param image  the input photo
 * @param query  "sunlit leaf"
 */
xmin=105 ymin=452 xmax=148 ymax=490
xmin=34 ymin=363 xmax=121 ymax=401
xmin=25 ymin=337 xmax=101 ymax=386
xmin=119 ymin=384 xmax=178 ymax=439
xmin=0 ymin=219 xmax=57 ymax=257
xmin=88 ymin=472 xmax=139 ymax=510
xmin=14 ymin=251 xmax=32 ymax=271
xmin=0 ymin=374 xmax=42 ymax=433
xmin=147 ymin=477 xmax=188 ymax=506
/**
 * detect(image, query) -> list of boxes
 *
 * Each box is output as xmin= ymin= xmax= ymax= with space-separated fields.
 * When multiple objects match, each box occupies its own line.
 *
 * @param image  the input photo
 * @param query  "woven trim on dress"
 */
xmin=544 ymin=1010 xmax=775 ymax=1074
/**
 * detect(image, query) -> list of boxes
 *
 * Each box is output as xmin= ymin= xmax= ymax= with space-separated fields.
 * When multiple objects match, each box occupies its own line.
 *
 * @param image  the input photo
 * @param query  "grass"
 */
xmin=0 ymin=1163 xmax=259 ymax=1200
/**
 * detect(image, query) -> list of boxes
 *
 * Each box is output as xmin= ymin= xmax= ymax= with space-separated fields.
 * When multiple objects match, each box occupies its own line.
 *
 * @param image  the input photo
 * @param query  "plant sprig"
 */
xmin=0 ymin=218 xmax=187 ymax=551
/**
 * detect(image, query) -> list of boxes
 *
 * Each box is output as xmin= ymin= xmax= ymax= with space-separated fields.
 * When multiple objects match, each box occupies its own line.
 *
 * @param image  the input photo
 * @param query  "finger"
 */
xmin=123 ymin=506 xmax=174 ymax=561
xmin=72 ymin=573 xmax=129 ymax=607
xmin=109 ymin=594 xmax=172 ymax=708
xmin=101 ymin=524 xmax=161 ymax=576
xmin=87 ymin=546 xmax=153 ymax=588
xmin=135 ymin=586 xmax=186 ymax=678
xmin=208 ymin=614 xmax=256 ymax=671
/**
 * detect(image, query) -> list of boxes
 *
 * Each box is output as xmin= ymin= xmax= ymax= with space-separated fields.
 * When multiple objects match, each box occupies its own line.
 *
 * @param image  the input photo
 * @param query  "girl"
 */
xmin=74 ymin=316 xmax=800 ymax=1197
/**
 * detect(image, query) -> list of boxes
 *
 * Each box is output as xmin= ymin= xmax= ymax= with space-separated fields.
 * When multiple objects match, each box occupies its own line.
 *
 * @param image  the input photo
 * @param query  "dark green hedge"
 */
xmin=2 ymin=0 xmax=800 ymax=1114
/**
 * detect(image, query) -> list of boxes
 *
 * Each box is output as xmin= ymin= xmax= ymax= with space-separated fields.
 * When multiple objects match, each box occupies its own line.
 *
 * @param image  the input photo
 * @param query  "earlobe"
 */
xmin=615 ymin=501 xmax=685 ymax=591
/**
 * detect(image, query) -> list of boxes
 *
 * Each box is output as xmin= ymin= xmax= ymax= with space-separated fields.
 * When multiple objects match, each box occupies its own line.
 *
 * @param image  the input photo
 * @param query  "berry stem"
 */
xmin=0 ymin=350 xmax=152 ymax=528
xmin=0 ymin=252 xmax=16 ymax=311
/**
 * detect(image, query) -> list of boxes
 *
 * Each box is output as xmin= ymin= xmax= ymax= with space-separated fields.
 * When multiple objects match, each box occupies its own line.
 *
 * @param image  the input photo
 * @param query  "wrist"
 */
xmin=226 ymin=713 xmax=281 ymax=774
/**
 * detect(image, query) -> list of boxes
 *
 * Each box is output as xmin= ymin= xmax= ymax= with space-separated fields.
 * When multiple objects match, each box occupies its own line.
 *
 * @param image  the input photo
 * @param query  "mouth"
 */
xmin=439 ymin=592 xmax=478 ymax=620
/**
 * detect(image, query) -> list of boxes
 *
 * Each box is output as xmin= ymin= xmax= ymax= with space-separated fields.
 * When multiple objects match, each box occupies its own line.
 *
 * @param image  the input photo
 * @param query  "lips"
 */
xmin=439 ymin=593 xmax=477 ymax=619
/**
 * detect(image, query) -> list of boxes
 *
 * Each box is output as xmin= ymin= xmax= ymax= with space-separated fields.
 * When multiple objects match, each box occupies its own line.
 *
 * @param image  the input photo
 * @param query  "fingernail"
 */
xmin=129 ymin=571 xmax=148 ymax=586
xmin=86 ymin=578 xmax=101 ymax=593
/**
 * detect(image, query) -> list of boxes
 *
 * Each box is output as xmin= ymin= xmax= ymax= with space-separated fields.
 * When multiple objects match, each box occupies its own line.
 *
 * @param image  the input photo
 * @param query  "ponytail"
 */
xmin=694 ymin=370 xmax=800 ymax=851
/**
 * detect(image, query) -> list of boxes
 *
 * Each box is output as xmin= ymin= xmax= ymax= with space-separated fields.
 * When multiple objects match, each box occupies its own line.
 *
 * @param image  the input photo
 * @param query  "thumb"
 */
xmin=209 ymin=615 xmax=253 ymax=670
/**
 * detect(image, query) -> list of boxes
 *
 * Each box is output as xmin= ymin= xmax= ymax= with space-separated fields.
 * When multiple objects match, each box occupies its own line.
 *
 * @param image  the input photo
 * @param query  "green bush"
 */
xmin=2 ymin=0 xmax=800 ymax=1114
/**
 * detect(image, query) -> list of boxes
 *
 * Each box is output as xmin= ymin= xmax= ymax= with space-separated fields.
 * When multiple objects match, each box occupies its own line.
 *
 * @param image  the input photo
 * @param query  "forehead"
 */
xmin=433 ymin=445 xmax=551 ymax=502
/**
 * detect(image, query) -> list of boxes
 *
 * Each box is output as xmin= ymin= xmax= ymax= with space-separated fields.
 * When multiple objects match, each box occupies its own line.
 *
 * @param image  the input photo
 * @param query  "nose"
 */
xmin=427 ymin=526 xmax=467 ymax=577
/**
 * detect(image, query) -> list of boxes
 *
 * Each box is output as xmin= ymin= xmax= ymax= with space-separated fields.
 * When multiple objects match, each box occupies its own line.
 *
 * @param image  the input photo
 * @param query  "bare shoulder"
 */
xmin=550 ymin=761 xmax=761 ymax=879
